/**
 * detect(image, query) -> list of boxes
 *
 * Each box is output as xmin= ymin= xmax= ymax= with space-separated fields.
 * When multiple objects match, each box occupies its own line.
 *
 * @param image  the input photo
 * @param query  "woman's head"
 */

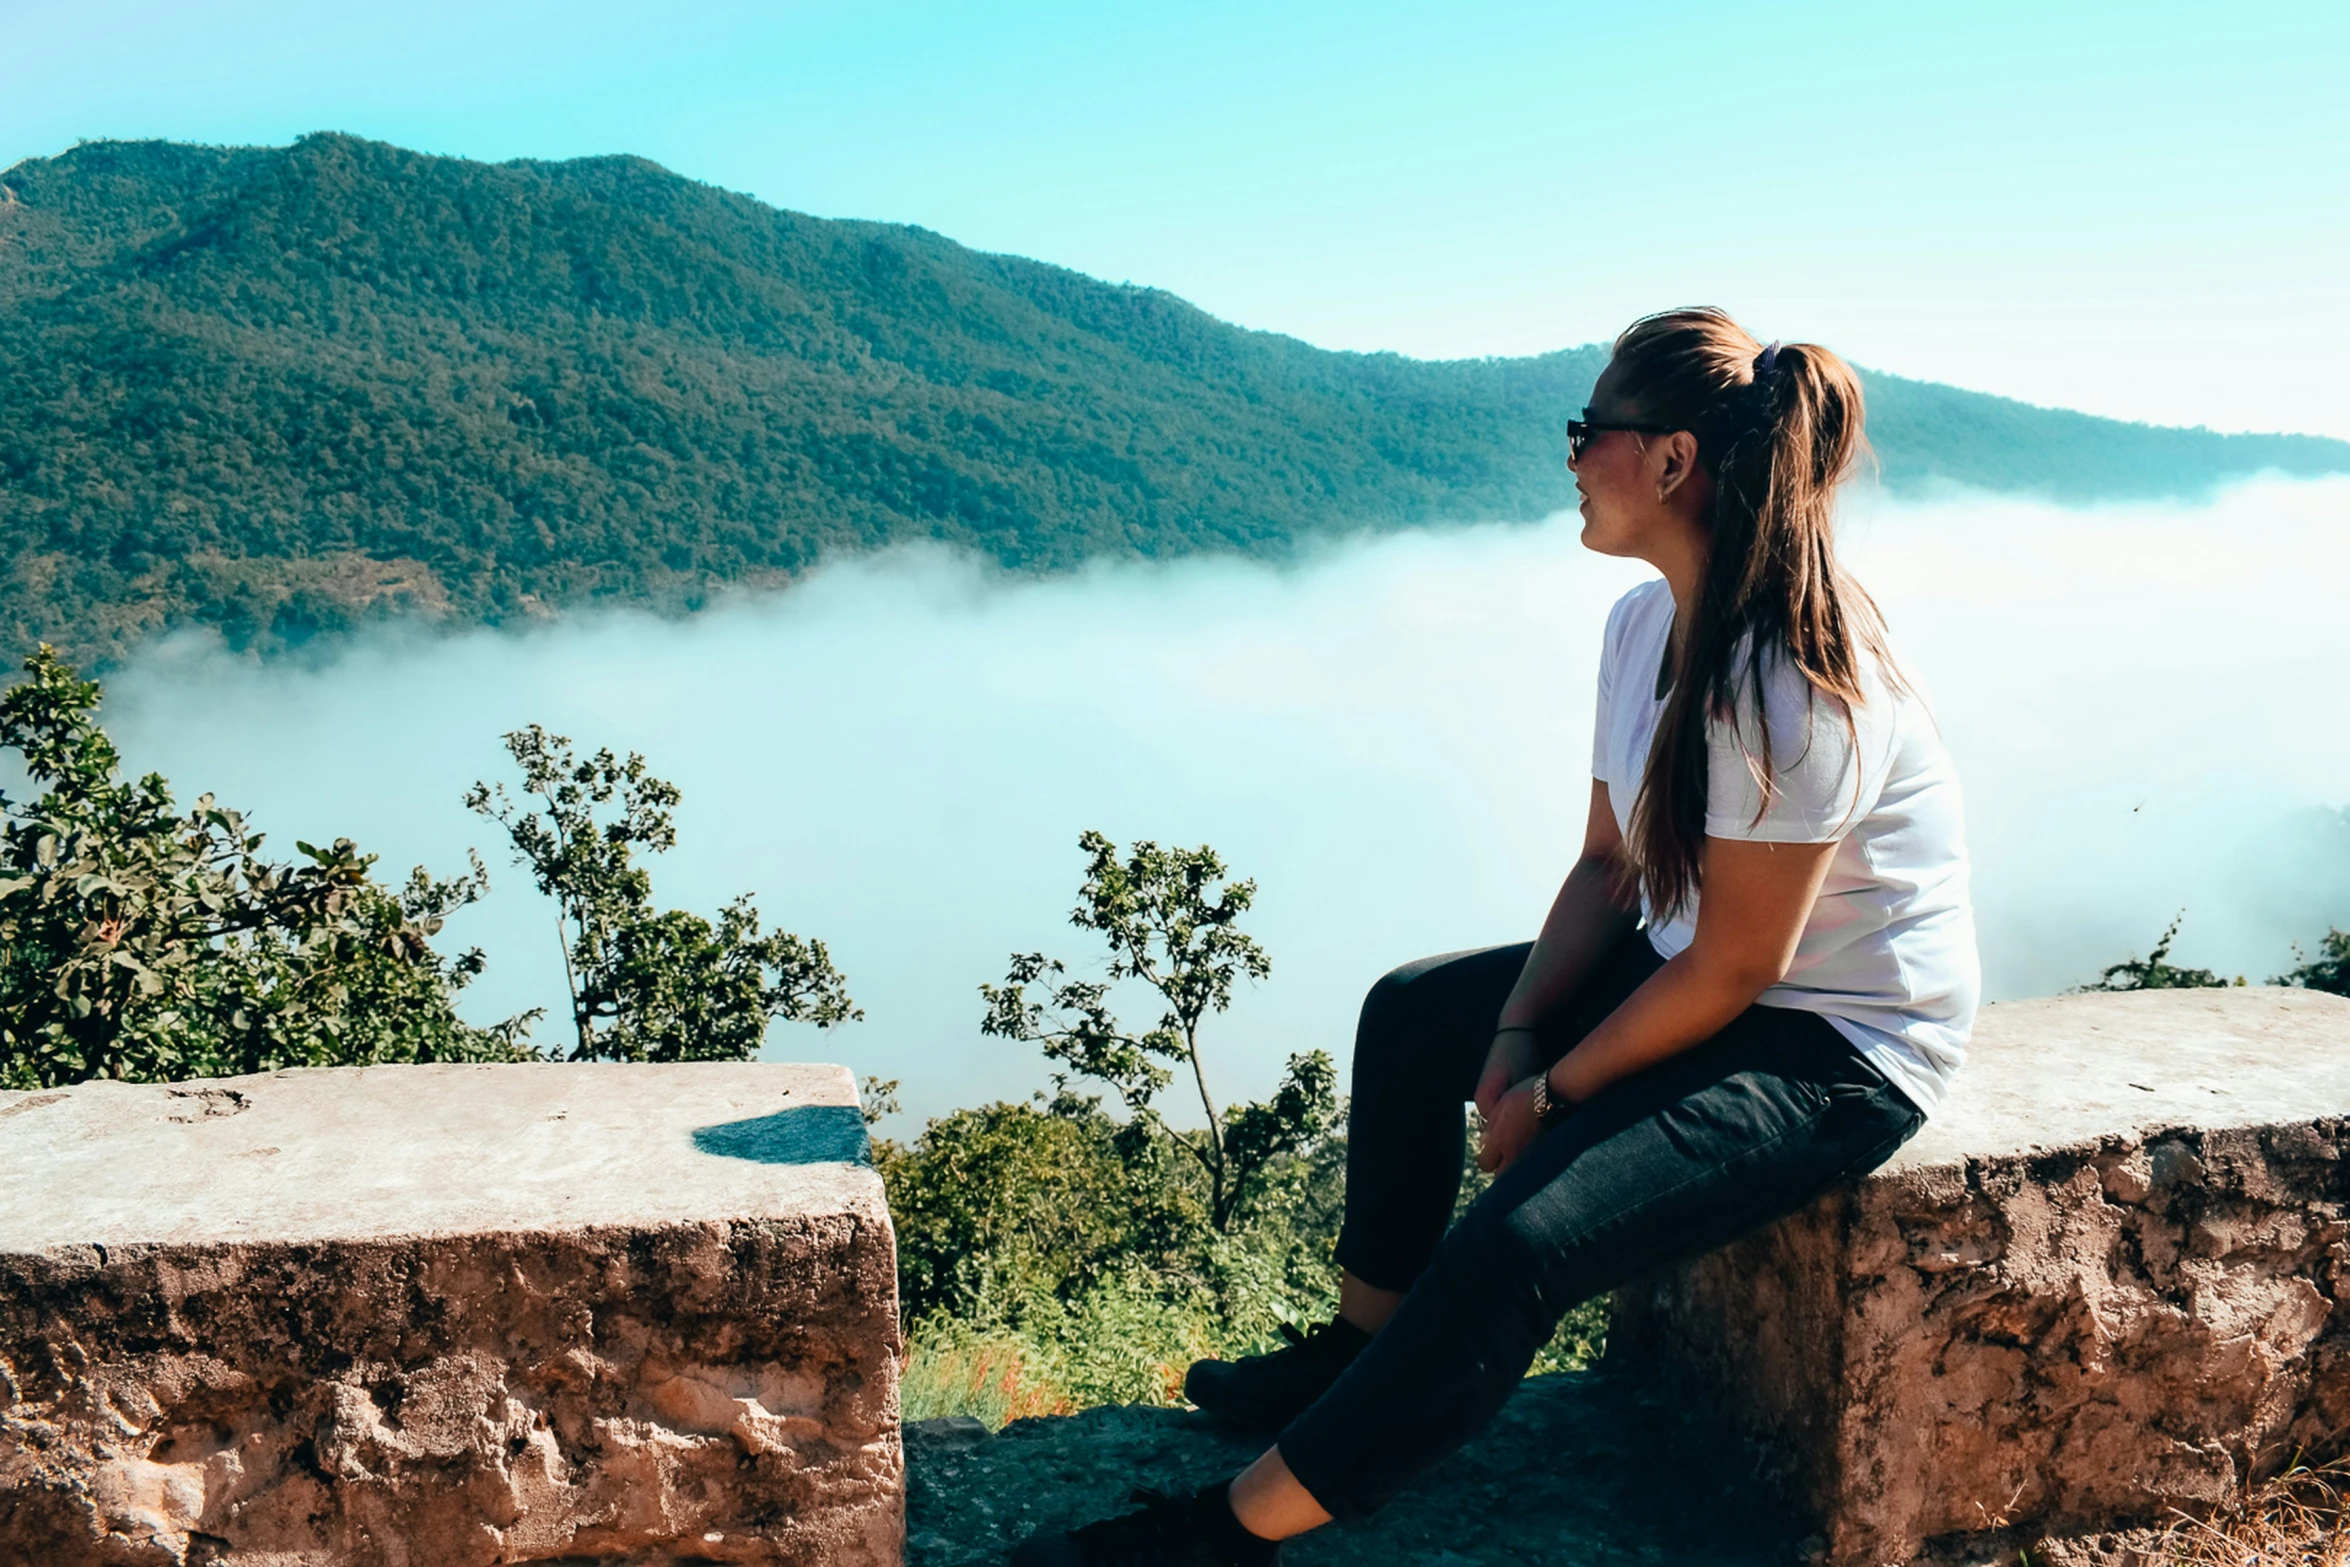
xmin=1571 ymin=308 xmax=1867 ymax=575
xmin=1577 ymin=307 xmax=1895 ymax=918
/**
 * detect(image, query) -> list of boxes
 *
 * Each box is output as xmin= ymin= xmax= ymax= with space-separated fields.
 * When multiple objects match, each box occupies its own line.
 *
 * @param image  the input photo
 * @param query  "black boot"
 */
xmin=1010 ymin=1482 xmax=1281 ymax=1566
xmin=1182 ymin=1317 xmax=1369 ymax=1433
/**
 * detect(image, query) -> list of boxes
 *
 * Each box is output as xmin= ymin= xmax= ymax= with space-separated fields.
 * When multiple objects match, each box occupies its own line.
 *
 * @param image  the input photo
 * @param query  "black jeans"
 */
xmin=1279 ymin=924 xmax=1924 ymax=1522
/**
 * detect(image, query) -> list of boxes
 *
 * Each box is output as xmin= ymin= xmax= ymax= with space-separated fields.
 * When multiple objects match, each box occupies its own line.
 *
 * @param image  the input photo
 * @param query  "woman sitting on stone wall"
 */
xmin=1011 ymin=307 xmax=1981 ymax=1566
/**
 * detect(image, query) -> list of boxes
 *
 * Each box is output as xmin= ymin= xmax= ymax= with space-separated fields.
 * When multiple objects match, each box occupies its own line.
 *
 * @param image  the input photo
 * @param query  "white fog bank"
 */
xmin=98 ymin=475 xmax=2350 ymax=1130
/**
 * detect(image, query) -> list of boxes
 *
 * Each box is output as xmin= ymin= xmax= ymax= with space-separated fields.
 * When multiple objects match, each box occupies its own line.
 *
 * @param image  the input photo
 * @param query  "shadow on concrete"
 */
xmin=906 ymin=1369 xmax=1802 ymax=1567
xmin=691 ymin=1105 xmax=871 ymax=1166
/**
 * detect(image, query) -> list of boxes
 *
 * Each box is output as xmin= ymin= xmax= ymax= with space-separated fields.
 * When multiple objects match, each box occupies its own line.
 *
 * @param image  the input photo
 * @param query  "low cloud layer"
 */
xmin=98 ymin=476 xmax=2350 ymax=1129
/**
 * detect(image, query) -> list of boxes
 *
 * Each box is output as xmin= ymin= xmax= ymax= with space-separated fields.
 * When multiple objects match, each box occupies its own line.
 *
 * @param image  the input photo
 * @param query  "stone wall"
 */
xmin=1612 ymin=987 xmax=2350 ymax=1567
xmin=0 ymin=1062 xmax=902 ymax=1567
xmin=10 ymin=993 xmax=2345 ymax=1566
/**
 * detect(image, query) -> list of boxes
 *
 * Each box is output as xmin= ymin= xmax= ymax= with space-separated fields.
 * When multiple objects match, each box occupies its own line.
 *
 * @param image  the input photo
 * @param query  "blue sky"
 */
xmin=5 ymin=0 xmax=2345 ymax=437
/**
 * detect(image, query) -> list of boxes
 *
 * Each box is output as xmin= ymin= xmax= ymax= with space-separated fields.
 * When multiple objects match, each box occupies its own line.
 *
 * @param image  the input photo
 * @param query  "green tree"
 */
xmin=2274 ymin=929 xmax=2350 ymax=996
xmin=979 ymin=830 xmax=1335 ymax=1233
xmin=2075 ymin=912 xmax=2243 ymax=993
xmin=0 ymin=646 xmax=531 ymax=1090
xmin=466 ymin=724 xmax=859 ymax=1062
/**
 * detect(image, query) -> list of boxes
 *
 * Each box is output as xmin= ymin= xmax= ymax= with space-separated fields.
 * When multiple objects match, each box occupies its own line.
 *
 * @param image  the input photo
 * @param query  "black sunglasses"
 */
xmin=1566 ymin=409 xmax=1676 ymax=464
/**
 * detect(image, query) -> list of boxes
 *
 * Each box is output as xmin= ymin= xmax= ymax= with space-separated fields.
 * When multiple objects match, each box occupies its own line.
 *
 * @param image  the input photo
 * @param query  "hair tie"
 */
xmin=1697 ymin=342 xmax=1787 ymax=460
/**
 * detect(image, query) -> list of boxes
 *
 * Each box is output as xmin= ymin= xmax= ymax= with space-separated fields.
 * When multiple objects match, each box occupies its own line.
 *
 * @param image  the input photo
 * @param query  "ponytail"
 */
xmin=1610 ymin=308 xmax=1900 ymax=919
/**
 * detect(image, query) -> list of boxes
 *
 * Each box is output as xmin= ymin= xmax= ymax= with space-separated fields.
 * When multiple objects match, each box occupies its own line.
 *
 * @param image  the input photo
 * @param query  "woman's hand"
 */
xmin=1474 ymin=1029 xmax=1541 ymax=1122
xmin=1476 ymin=1075 xmax=1545 ymax=1175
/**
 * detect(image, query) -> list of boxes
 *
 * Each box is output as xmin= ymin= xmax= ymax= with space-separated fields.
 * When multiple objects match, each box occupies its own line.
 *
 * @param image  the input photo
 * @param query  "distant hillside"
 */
xmin=2 ymin=134 xmax=2343 ymax=665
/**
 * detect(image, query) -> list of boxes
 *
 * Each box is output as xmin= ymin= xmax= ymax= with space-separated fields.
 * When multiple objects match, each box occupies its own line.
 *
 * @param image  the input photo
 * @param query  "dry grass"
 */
xmin=898 ymin=1325 xmax=1212 ymax=1429
xmin=2157 ymin=1453 xmax=2350 ymax=1566
xmin=900 ymin=1330 xmax=1080 ymax=1428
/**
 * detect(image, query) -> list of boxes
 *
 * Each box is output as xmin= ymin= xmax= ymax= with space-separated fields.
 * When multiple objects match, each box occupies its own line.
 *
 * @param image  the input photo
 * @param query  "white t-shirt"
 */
xmin=1589 ymin=577 xmax=1979 ymax=1113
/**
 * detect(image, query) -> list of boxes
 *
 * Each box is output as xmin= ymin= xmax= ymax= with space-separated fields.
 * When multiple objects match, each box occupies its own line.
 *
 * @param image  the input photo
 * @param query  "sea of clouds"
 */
xmin=95 ymin=475 xmax=2350 ymax=1130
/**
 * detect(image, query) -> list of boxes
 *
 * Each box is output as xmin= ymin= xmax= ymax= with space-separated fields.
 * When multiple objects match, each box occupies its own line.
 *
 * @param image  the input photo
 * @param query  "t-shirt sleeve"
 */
xmin=1704 ymin=657 xmax=1875 ymax=843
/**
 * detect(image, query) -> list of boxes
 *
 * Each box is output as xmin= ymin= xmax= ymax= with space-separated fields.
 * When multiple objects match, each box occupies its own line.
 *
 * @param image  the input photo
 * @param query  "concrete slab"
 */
xmin=1894 ymin=986 xmax=2350 ymax=1171
xmin=1615 ymin=986 xmax=2350 ymax=1567
xmin=0 ymin=1060 xmax=876 ymax=1249
xmin=0 ymin=1062 xmax=902 ymax=1567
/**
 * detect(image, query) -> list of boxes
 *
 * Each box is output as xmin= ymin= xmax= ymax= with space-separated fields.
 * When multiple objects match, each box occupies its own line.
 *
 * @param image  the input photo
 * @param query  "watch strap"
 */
xmin=1530 ymin=1072 xmax=1571 ymax=1128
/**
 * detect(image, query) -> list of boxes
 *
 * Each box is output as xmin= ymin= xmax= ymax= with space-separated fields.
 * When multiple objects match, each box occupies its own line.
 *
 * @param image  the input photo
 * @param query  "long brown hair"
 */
xmin=1611 ymin=307 xmax=1901 ymax=919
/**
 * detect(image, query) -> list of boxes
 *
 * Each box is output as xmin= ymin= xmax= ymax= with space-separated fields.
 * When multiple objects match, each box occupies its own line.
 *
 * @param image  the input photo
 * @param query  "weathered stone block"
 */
xmin=1611 ymin=987 xmax=2350 ymax=1567
xmin=0 ymin=1062 xmax=901 ymax=1566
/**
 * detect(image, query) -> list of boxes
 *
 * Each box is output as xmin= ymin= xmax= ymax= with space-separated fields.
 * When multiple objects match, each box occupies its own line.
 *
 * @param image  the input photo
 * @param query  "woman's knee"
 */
xmin=1420 ymin=1204 xmax=1558 ymax=1350
xmin=1352 ymin=963 xmax=1432 ymax=1087
xmin=1356 ymin=961 xmax=1417 ymax=1034
xmin=1353 ymin=945 xmax=1521 ymax=1100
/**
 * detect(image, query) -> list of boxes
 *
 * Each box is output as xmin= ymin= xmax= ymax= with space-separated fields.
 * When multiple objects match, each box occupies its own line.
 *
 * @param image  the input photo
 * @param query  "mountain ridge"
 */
xmin=2 ymin=133 xmax=2343 ymax=666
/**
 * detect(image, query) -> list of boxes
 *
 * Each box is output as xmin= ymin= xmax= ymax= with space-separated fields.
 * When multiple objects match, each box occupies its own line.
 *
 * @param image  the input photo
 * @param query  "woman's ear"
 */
xmin=1652 ymin=430 xmax=1705 ymax=502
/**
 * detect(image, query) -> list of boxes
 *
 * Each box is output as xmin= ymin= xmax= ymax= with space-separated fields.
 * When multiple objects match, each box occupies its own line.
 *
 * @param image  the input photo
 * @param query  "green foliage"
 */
xmin=466 ymin=724 xmax=858 ymax=1061
xmin=1538 ymin=1298 xmax=1613 ymax=1377
xmin=894 ymin=831 xmax=1603 ymax=1427
xmin=2274 ymin=929 xmax=2350 ymax=996
xmin=0 ymin=646 xmax=532 ymax=1089
xmin=980 ymin=830 xmax=1335 ymax=1233
xmin=4 ymin=134 xmax=2343 ymax=667
xmin=900 ymin=1275 xmax=1228 ymax=1426
xmin=858 ymin=1073 xmax=902 ymax=1126
xmin=878 ymin=1098 xmax=1214 ymax=1325
xmin=883 ymin=1100 xmax=1346 ymax=1423
xmin=881 ymin=833 xmax=1347 ymax=1424
xmin=2076 ymin=912 xmax=2245 ymax=993
xmin=885 ymin=1096 xmax=1610 ymax=1426
xmin=1853 ymin=367 xmax=2350 ymax=500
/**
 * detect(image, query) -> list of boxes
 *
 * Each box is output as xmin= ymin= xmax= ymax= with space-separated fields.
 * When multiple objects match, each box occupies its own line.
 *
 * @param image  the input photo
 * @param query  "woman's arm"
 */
xmin=1478 ymin=830 xmax=1839 ymax=1172
xmin=1471 ymin=781 xmax=1641 ymax=1118
xmin=1498 ymin=781 xmax=1641 ymax=1031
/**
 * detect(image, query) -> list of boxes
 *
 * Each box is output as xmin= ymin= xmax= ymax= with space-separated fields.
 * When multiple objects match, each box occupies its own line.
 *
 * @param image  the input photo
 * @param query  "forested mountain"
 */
xmin=2 ymin=134 xmax=2343 ymax=665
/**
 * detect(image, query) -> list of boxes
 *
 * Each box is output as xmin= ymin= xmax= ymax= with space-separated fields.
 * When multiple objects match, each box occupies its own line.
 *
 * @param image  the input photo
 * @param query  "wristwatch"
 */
xmin=1528 ymin=1071 xmax=1573 ymax=1128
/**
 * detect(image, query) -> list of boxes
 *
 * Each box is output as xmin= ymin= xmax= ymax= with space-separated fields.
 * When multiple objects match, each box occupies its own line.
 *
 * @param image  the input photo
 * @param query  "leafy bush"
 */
xmin=878 ymin=1090 xmax=1347 ymax=1407
xmin=2081 ymin=904 xmax=2350 ymax=997
xmin=879 ymin=1099 xmax=1206 ymax=1324
xmin=0 ymin=652 xmax=867 ymax=1089
xmin=0 ymin=647 xmax=531 ymax=1089
xmin=466 ymin=725 xmax=858 ymax=1060
xmin=2274 ymin=929 xmax=2350 ymax=996
xmin=2076 ymin=912 xmax=2243 ymax=992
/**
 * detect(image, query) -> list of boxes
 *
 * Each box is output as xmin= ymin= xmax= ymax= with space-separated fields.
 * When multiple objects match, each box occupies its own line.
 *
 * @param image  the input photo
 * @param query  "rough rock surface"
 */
xmin=1612 ymin=987 xmax=2350 ymax=1567
xmin=905 ymin=1371 xmax=1802 ymax=1567
xmin=0 ymin=1062 xmax=901 ymax=1567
